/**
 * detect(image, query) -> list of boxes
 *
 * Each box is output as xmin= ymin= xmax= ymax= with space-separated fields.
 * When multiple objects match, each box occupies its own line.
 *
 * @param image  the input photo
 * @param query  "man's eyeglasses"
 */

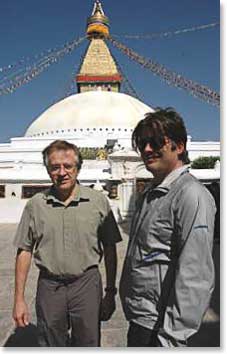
xmin=48 ymin=164 xmax=77 ymax=173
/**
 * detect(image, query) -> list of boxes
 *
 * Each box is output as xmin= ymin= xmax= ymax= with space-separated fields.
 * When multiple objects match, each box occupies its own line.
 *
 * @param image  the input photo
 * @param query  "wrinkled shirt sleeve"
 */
xmin=158 ymin=184 xmax=216 ymax=347
xmin=98 ymin=196 xmax=122 ymax=246
xmin=13 ymin=200 xmax=36 ymax=252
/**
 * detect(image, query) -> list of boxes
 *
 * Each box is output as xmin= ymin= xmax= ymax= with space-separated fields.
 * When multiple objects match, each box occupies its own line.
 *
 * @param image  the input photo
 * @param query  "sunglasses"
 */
xmin=137 ymin=136 xmax=166 ymax=152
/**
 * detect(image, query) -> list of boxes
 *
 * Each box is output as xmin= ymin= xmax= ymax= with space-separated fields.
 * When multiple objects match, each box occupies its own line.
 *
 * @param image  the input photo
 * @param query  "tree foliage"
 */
xmin=191 ymin=156 xmax=220 ymax=169
xmin=79 ymin=147 xmax=108 ymax=160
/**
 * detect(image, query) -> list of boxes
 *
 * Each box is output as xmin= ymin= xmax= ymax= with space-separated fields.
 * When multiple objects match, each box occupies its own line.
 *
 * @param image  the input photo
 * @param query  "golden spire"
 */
xmin=76 ymin=1 xmax=122 ymax=93
xmin=86 ymin=0 xmax=110 ymax=38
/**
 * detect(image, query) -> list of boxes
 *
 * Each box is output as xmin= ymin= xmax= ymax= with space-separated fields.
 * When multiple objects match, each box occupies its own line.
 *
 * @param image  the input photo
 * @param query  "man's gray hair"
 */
xmin=42 ymin=140 xmax=83 ymax=170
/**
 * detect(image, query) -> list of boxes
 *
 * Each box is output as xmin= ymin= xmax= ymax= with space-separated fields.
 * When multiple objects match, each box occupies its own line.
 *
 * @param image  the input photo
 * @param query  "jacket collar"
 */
xmin=149 ymin=165 xmax=190 ymax=193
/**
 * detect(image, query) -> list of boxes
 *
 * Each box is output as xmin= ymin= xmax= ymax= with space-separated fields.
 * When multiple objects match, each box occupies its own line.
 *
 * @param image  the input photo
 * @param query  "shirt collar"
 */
xmin=44 ymin=182 xmax=90 ymax=203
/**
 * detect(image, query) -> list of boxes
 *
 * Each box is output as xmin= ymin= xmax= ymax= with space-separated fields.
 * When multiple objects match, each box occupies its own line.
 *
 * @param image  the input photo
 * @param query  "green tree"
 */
xmin=80 ymin=147 xmax=98 ymax=160
xmin=191 ymin=156 xmax=220 ymax=169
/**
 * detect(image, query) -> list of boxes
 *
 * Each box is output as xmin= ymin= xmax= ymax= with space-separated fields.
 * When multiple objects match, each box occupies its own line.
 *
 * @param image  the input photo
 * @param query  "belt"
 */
xmin=39 ymin=265 xmax=98 ymax=283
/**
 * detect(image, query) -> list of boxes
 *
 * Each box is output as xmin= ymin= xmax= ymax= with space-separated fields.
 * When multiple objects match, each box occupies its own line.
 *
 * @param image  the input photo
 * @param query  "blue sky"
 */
xmin=0 ymin=0 xmax=220 ymax=143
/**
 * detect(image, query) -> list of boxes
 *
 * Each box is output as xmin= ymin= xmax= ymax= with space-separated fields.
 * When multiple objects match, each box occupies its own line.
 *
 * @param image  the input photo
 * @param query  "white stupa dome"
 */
xmin=25 ymin=91 xmax=153 ymax=138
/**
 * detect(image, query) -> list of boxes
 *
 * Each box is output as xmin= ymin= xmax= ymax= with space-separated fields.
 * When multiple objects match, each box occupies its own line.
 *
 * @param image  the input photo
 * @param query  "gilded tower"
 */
xmin=76 ymin=0 xmax=122 ymax=93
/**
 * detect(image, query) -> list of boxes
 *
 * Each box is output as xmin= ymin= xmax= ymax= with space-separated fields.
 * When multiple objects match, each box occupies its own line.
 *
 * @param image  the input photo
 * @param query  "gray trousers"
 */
xmin=36 ymin=267 xmax=102 ymax=347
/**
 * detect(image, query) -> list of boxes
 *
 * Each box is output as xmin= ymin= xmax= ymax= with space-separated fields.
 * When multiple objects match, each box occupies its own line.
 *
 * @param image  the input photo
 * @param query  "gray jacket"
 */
xmin=120 ymin=167 xmax=216 ymax=346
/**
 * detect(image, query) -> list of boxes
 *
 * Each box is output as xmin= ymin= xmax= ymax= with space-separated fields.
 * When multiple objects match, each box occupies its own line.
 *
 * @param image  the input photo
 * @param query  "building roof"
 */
xmin=25 ymin=91 xmax=153 ymax=137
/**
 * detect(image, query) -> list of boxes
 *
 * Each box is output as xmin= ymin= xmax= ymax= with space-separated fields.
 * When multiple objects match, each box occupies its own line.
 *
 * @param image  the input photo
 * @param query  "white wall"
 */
xmin=5 ymin=184 xmax=22 ymax=198
xmin=0 ymin=198 xmax=27 ymax=223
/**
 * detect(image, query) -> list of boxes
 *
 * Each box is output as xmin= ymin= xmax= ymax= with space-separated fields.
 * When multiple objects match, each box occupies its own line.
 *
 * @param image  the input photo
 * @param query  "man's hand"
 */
xmin=13 ymin=300 xmax=30 ymax=327
xmin=13 ymin=249 xmax=32 ymax=327
xmin=100 ymin=292 xmax=116 ymax=321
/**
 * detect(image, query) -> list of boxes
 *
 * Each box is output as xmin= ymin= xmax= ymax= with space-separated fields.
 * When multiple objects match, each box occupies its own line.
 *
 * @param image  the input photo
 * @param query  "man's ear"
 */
xmin=176 ymin=142 xmax=185 ymax=155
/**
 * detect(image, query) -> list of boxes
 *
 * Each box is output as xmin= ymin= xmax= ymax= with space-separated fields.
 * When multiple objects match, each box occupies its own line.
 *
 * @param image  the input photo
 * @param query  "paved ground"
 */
xmin=0 ymin=223 xmax=220 ymax=347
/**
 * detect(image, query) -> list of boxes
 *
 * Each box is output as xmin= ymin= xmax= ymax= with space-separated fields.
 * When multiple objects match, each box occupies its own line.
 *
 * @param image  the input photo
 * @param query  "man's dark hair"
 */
xmin=132 ymin=107 xmax=190 ymax=164
xmin=42 ymin=140 xmax=83 ymax=170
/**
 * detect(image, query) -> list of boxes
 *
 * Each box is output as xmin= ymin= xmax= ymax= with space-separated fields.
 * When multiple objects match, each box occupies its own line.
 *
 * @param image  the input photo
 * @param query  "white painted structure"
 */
xmin=0 ymin=90 xmax=220 ymax=222
xmin=25 ymin=91 xmax=154 ymax=147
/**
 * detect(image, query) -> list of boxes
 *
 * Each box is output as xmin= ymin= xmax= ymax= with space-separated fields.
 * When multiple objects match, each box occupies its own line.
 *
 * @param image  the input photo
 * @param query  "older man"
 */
xmin=13 ymin=140 xmax=122 ymax=347
xmin=120 ymin=108 xmax=216 ymax=347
